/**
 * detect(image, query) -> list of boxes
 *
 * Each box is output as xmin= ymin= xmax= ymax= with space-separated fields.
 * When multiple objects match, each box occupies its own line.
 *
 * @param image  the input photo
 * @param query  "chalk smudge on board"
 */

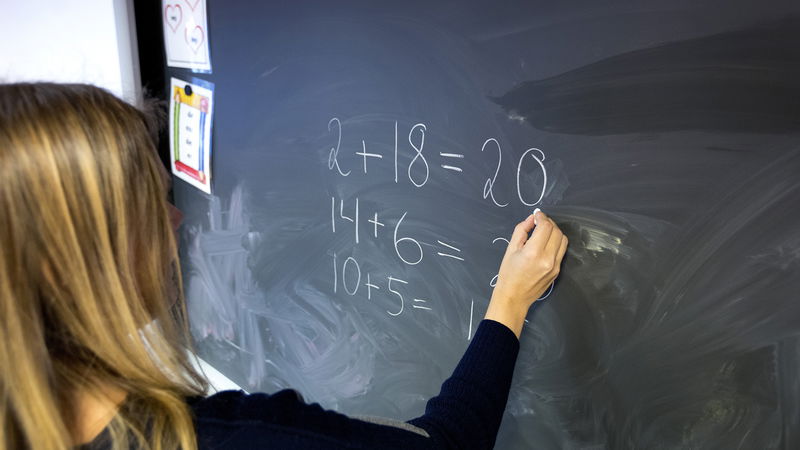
xmin=184 ymin=185 xmax=376 ymax=405
xmin=493 ymin=19 xmax=800 ymax=135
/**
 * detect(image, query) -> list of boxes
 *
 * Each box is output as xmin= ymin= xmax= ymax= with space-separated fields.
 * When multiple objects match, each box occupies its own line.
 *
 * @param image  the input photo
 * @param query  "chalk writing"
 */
xmin=331 ymin=254 xmax=434 ymax=317
xmin=517 ymin=148 xmax=547 ymax=207
xmin=368 ymin=212 xmax=385 ymax=238
xmin=329 ymin=118 xmax=472 ymax=185
xmin=331 ymin=196 xmax=360 ymax=244
xmin=440 ymin=152 xmax=464 ymax=173
xmin=412 ymin=298 xmax=431 ymax=311
xmin=328 ymin=117 xmax=351 ymax=176
xmin=468 ymin=299 xmax=475 ymax=340
xmin=394 ymin=212 xmax=423 ymax=265
xmin=325 ymin=117 xmax=555 ymax=331
xmin=481 ymin=138 xmax=509 ymax=207
xmin=356 ymin=140 xmax=382 ymax=173
xmin=364 ymin=273 xmax=380 ymax=300
xmin=407 ymin=123 xmax=429 ymax=187
xmin=387 ymin=276 xmax=408 ymax=316
xmin=436 ymin=239 xmax=464 ymax=262
xmin=342 ymin=256 xmax=361 ymax=295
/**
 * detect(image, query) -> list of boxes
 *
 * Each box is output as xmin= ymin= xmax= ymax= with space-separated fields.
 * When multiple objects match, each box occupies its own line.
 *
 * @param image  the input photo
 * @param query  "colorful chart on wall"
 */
xmin=162 ymin=0 xmax=212 ymax=72
xmin=169 ymin=77 xmax=214 ymax=194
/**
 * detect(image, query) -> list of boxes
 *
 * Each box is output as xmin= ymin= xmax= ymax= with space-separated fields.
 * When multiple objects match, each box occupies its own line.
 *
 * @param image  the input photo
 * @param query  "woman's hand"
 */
xmin=484 ymin=209 xmax=568 ymax=338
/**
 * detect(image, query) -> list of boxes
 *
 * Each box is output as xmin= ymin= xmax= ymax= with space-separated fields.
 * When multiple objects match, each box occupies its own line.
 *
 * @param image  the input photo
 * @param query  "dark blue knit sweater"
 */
xmin=86 ymin=319 xmax=519 ymax=449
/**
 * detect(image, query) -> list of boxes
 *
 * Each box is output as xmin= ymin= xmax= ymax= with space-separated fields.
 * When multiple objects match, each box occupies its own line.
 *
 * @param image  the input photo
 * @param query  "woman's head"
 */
xmin=0 ymin=83 xmax=206 ymax=450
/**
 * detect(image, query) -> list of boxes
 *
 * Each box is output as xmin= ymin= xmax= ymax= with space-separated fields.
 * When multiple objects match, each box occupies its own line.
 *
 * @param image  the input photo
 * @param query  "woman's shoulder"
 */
xmin=188 ymin=389 xmax=307 ymax=421
xmin=187 ymin=390 xmax=364 ymax=449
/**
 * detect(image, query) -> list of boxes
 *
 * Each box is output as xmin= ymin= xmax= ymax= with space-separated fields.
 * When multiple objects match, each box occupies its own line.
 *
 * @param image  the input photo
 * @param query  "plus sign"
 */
xmin=368 ymin=212 xmax=385 ymax=238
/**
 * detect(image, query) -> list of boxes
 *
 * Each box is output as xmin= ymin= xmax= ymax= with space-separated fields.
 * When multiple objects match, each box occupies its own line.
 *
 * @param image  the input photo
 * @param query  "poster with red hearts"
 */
xmin=162 ymin=0 xmax=212 ymax=72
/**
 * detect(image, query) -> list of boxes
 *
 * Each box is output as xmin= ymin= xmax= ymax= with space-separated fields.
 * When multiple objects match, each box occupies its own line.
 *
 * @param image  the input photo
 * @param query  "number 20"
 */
xmin=481 ymin=138 xmax=547 ymax=208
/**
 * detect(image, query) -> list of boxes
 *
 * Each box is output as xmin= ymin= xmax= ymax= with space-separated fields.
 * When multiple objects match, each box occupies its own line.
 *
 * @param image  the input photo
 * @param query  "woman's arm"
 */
xmin=405 ymin=319 xmax=520 ymax=448
xmin=191 ymin=211 xmax=568 ymax=450
xmin=406 ymin=210 xmax=568 ymax=448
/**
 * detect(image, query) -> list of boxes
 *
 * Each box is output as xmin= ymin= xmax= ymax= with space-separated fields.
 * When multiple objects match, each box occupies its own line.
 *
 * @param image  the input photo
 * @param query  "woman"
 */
xmin=0 ymin=83 xmax=567 ymax=450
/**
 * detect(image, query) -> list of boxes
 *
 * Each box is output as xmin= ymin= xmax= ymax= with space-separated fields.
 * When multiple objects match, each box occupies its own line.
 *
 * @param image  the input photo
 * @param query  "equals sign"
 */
xmin=440 ymin=152 xmax=464 ymax=173
xmin=413 ymin=298 xmax=432 ymax=311
xmin=436 ymin=239 xmax=464 ymax=261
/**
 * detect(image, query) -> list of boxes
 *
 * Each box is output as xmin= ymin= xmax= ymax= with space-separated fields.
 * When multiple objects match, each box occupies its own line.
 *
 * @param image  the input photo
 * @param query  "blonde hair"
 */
xmin=0 ymin=83 xmax=207 ymax=449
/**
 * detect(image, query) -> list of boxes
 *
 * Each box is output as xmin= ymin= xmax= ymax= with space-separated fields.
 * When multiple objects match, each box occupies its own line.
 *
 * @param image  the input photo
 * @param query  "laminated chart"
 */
xmin=169 ymin=77 xmax=214 ymax=193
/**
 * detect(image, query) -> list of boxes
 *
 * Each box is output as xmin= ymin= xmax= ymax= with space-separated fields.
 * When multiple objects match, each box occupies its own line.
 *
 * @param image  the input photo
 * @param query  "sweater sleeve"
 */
xmin=190 ymin=319 xmax=520 ymax=450
xmin=407 ymin=319 xmax=520 ymax=449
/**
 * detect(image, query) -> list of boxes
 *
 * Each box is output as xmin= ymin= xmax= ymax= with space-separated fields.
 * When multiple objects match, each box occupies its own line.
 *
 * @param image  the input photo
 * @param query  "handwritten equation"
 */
xmin=325 ymin=117 xmax=552 ymax=337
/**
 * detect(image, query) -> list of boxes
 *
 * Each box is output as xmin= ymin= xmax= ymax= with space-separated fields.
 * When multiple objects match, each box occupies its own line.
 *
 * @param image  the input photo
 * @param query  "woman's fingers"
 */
xmin=524 ymin=210 xmax=554 ymax=255
xmin=507 ymin=213 xmax=536 ymax=252
xmin=508 ymin=210 xmax=568 ymax=280
xmin=486 ymin=209 xmax=569 ymax=337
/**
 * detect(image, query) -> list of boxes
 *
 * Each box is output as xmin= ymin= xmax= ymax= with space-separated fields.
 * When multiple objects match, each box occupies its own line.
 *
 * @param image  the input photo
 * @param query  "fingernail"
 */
xmin=533 ymin=208 xmax=541 ymax=224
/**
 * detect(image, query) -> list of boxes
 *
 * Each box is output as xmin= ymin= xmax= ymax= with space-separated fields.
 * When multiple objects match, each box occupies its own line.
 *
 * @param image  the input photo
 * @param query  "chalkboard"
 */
xmin=168 ymin=1 xmax=800 ymax=448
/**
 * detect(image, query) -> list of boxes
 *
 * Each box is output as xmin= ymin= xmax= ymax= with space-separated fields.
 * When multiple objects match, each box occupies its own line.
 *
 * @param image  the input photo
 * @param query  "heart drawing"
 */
xmin=185 ymin=25 xmax=205 ymax=54
xmin=164 ymin=4 xmax=182 ymax=33
xmin=184 ymin=0 xmax=201 ymax=11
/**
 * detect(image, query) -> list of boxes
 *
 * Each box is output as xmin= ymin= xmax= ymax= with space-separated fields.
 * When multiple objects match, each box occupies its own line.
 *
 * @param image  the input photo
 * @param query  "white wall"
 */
xmin=0 ymin=0 xmax=244 ymax=393
xmin=0 ymin=0 xmax=141 ymax=103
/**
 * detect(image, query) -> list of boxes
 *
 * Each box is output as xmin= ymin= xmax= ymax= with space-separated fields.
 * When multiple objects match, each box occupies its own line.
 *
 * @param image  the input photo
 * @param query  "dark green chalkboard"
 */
xmin=167 ymin=1 xmax=800 ymax=448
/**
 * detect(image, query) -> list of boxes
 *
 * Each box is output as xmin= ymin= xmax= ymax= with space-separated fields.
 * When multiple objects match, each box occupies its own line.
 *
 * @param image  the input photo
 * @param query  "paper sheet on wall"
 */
xmin=162 ymin=0 xmax=212 ymax=72
xmin=169 ymin=77 xmax=214 ymax=193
